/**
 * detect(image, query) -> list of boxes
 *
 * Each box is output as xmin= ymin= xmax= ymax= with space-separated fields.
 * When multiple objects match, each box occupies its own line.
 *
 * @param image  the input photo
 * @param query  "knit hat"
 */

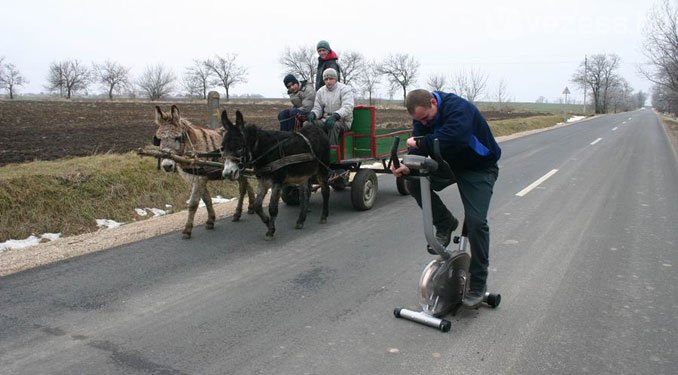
xmin=316 ymin=40 xmax=331 ymax=51
xmin=283 ymin=74 xmax=298 ymax=87
xmin=323 ymin=68 xmax=338 ymax=79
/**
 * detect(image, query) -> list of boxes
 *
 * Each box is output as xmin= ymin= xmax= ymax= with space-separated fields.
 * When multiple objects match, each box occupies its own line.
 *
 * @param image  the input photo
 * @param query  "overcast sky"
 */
xmin=1 ymin=0 xmax=656 ymax=103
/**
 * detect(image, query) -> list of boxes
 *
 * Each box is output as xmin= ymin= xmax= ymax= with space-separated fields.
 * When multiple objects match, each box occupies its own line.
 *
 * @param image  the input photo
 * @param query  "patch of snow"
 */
xmin=135 ymin=208 xmax=148 ymax=216
xmin=96 ymin=219 xmax=124 ymax=229
xmin=566 ymin=116 xmax=586 ymax=123
xmin=41 ymin=233 xmax=62 ymax=241
xmin=0 ymin=232 xmax=62 ymax=252
xmin=195 ymin=195 xmax=236 ymax=207
xmin=146 ymin=208 xmax=167 ymax=217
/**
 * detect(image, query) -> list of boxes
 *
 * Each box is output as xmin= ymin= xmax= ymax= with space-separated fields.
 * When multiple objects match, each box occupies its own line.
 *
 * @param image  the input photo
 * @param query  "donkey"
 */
xmin=153 ymin=105 xmax=255 ymax=239
xmin=220 ymin=110 xmax=330 ymax=240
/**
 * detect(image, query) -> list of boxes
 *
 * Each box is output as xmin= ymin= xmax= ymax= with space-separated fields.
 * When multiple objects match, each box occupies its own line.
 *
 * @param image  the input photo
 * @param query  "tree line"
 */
xmin=640 ymin=0 xmax=678 ymax=114
xmin=0 ymin=50 xmax=544 ymax=106
xmin=1 ymin=11 xmax=667 ymax=113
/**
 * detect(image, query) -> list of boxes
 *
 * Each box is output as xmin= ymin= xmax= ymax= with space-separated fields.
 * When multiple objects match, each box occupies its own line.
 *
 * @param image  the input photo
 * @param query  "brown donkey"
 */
xmin=153 ymin=105 xmax=255 ymax=239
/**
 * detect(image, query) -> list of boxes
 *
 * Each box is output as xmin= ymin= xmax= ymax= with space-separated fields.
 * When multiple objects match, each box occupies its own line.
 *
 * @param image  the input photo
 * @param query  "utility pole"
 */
xmin=583 ymin=55 xmax=587 ymax=115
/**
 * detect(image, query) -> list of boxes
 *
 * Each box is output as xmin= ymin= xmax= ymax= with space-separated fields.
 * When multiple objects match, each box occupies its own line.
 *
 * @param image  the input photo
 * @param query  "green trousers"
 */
xmin=406 ymin=164 xmax=498 ymax=290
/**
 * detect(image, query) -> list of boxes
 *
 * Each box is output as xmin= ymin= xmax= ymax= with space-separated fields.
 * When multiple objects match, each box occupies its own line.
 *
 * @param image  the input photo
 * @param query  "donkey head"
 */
xmin=154 ymin=105 xmax=187 ymax=172
xmin=220 ymin=110 xmax=251 ymax=180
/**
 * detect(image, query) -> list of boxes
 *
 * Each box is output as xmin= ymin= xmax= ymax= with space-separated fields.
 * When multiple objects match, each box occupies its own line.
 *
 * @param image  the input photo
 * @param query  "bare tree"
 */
xmin=0 ymin=61 xmax=28 ymax=99
xmin=279 ymin=45 xmax=317 ymax=85
xmin=137 ymin=64 xmax=176 ymax=101
xmin=640 ymin=0 xmax=678 ymax=113
xmin=572 ymin=54 xmax=621 ymax=113
xmin=494 ymin=78 xmax=510 ymax=110
xmin=46 ymin=59 xmax=91 ymax=99
xmin=607 ymin=77 xmax=634 ymax=112
xmin=652 ymin=84 xmax=678 ymax=112
xmin=635 ymin=90 xmax=649 ymax=108
xmin=93 ymin=60 xmax=131 ymax=100
xmin=426 ymin=73 xmax=447 ymax=92
xmin=183 ymin=59 xmax=213 ymax=99
xmin=454 ymin=68 xmax=488 ymax=103
xmin=356 ymin=61 xmax=381 ymax=105
xmin=377 ymin=53 xmax=419 ymax=102
xmin=45 ymin=61 xmax=65 ymax=96
xmin=205 ymin=54 xmax=248 ymax=102
xmin=340 ymin=50 xmax=365 ymax=88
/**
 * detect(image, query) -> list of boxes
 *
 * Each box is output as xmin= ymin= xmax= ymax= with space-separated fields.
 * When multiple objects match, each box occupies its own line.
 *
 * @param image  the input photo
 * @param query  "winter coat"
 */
xmin=410 ymin=91 xmax=501 ymax=171
xmin=311 ymin=82 xmax=354 ymax=129
xmin=315 ymin=50 xmax=342 ymax=90
xmin=289 ymin=80 xmax=315 ymax=114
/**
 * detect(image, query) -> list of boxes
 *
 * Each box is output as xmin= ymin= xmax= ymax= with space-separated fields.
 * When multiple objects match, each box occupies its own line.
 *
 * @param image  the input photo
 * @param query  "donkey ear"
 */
xmin=155 ymin=106 xmax=165 ymax=124
xmin=235 ymin=110 xmax=245 ymax=129
xmin=171 ymin=105 xmax=180 ymax=123
xmin=221 ymin=110 xmax=235 ymax=130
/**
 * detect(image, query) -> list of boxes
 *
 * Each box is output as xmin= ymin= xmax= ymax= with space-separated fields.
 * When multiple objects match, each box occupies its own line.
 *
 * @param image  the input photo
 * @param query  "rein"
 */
xmin=243 ymin=132 xmax=330 ymax=173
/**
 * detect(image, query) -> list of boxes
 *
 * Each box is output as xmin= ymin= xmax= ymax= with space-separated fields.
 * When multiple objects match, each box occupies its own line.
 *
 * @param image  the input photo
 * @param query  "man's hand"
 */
xmin=390 ymin=163 xmax=411 ymax=178
xmin=295 ymin=113 xmax=307 ymax=123
xmin=324 ymin=113 xmax=340 ymax=128
xmin=406 ymin=137 xmax=418 ymax=148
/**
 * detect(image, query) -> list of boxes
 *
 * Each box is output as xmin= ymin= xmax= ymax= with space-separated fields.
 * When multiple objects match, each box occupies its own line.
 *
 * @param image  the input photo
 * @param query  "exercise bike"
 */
xmin=390 ymin=138 xmax=500 ymax=332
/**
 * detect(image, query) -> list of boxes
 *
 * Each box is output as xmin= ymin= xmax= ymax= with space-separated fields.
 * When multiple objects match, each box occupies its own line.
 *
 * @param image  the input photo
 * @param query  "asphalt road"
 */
xmin=1 ymin=109 xmax=676 ymax=375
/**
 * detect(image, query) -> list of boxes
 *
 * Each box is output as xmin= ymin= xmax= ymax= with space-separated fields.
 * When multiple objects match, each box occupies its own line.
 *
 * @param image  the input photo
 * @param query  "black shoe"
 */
xmin=426 ymin=216 xmax=459 ymax=255
xmin=462 ymin=285 xmax=487 ymax=308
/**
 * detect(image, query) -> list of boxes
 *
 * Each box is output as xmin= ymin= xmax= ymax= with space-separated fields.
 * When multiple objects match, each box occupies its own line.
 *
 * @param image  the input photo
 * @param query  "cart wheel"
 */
xmin=281 ymin=185 xmax=300 ymax=206
xmin=486 ymin=293 xmax=501 ymax=308
xmin=395 ymin=176 xmax=409 ymax=195
xmin=351 ymin=169 xmax=378 ymax=210
xmin=439 ymin=319 xmax=451 ymax=332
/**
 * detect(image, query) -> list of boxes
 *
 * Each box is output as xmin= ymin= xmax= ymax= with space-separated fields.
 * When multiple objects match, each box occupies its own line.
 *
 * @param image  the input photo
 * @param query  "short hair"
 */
xmin=405 ymin=89 xmax=434 ymax=114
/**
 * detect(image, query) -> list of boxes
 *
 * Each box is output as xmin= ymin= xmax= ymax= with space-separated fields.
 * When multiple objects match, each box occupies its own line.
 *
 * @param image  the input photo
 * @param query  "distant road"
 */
xmin=1 ymin=109 xmax=676 ymax=374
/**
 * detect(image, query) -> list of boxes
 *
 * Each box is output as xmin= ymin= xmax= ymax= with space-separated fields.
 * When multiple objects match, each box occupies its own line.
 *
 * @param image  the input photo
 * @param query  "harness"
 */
xmin=152 ymin=130 xmax=220 ymax=176
xmin=238 ymin=132 xmax=329 ymax=174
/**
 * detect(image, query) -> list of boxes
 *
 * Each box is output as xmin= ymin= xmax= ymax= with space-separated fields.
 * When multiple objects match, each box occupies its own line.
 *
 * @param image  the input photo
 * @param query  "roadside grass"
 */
xmin=659 ymin=115 xmax=678 ymax=154
xmin=489 ymin=115 xmax=567 ymax=137
xmin=0 ymin=113 xmax=579 ymax=244
xmin=0 ymin=153 xmax=243 ymax=243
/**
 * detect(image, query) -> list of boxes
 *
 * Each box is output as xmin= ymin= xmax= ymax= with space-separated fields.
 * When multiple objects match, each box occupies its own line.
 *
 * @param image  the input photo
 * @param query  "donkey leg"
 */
xmin=266 ymin=184 xmax=282 ymax=240
xmin=183 ymin=181 xmax=202 ymax=239
xmin=319 ymin=173 xmax=330 ymax=224
xmin=245 ymin=177 xmax=256 ymax=214
xmin=296 ymin=180 xmax=310 ymax=229
xmin=254 ymin=178 xmax=271 ymax=226
xmin=201 ymin=186 xmax=216 ymax=230
xmin=232 ymin=178 xmax=246 ymax=222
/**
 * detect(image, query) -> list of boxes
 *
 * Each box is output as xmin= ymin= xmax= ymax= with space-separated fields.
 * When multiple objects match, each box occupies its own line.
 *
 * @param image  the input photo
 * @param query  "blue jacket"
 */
xmin=410 ymin=91 xmax=501 ymax=171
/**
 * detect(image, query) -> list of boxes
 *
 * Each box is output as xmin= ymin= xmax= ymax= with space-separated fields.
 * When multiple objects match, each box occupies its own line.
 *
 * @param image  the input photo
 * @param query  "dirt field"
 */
xmin=0 ymin=100 xmax=541 ymax=166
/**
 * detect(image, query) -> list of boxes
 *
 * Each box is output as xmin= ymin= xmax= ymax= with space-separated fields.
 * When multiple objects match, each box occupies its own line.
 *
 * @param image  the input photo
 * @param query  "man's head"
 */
xmin=283 ymin=74 xmax=299 ymax=93
xmin=406 ymin=89 xmax=438 ymax=125
xmin=323 ymin=68 xmax=338 ymax=89
xmin=317 ymin=40 xmax=331 ymax=58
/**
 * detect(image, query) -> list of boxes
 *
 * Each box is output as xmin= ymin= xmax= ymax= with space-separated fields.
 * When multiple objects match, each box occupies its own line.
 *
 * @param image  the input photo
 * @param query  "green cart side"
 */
xmin=330 ymin=105 xmax=410 ymax=164
xmin=327 ymin=105 xmax=411 ymax=210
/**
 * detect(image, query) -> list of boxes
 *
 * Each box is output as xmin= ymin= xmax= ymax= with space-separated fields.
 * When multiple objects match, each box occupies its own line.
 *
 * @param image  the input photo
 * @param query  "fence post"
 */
xmin=208 ymin=91 xmax=220 ymax=129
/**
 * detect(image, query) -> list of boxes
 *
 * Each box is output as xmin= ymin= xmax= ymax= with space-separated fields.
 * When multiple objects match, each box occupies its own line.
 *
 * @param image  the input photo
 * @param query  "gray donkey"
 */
xmin=153 ymin=105 xmax=254 ymax=239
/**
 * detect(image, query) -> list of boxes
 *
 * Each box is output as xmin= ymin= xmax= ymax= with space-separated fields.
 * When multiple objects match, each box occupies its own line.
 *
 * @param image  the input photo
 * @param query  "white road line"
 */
xmin=516 ymin=169 xmax=559 ymax=197
xmin=612 ymin=127 xmax=618 ymax=131
xmin=591 ymin=138 xmax=602 ymax=145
